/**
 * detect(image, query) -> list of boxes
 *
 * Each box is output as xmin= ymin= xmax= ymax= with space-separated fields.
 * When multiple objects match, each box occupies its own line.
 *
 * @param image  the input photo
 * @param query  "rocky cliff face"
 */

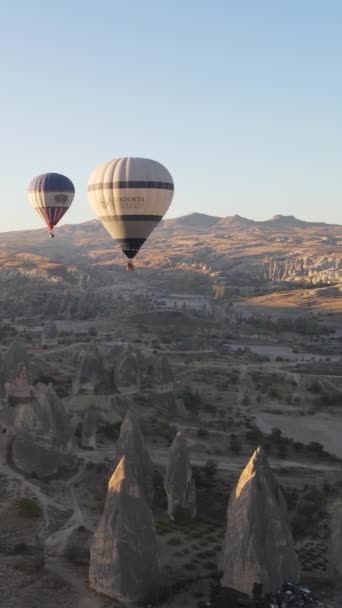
xmin=220 ymin=446 xmax=300 ymax=595
xmin=164 ymin=432 xmax=196 ymax=520
xmin=265 ymin=255 xmax=342 ymax=284
xmin=89 ymin=456 xmax=161 ymax=604
xmin=114 ymin=411 xmax=154 ymax=506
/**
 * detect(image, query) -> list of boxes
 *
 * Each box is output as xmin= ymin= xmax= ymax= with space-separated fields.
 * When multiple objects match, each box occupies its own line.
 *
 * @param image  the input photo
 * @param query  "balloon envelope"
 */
xmin=28 ymin=173 xmax=75 ymax=231
xmin=87 ymin=157 xmax=174 ymax=259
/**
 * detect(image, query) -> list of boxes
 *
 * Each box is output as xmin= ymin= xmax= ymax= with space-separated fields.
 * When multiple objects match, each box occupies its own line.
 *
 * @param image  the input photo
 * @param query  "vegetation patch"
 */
xmin=15 ymin=498 xmax=42 ymax=518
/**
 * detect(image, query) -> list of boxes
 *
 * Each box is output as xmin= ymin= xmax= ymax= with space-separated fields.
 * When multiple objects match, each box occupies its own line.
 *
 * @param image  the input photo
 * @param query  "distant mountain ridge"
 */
xmin=0 ymin=213 xmax=339 ymax=240
xmin=163 ymin=212 xmax=336 ymax=231
xmin=0 ymin=212 xmax=341 ymax=287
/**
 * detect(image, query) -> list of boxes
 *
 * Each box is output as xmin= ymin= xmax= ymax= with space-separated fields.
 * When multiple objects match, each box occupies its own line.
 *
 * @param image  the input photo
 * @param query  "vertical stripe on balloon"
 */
xmin=35 ymin=206 xmax=68 ymax=229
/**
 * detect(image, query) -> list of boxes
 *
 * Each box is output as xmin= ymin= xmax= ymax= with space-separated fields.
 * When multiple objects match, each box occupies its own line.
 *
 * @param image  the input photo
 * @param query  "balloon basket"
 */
xmin=127 ymin=262 xmax=134 ymax=272
xmin=49 ymin=232 xmax=55 ymax=238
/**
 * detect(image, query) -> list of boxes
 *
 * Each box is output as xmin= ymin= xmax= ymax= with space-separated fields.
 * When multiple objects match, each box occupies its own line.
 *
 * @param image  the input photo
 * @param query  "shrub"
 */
xmin=197 ymin=428 xmax=209 ymax=439
xmin=65 ymin=545 xmax=80 ymax=563
xmin=245 ymin=425 xmax=264 ymax=444
xmin=276 ymin=444 xmax=288 ymax=459
xmin=230 ymin=434 xmax=242 ymax=455
xmin=203 ymin=459 xmax=218 ymax=479
xmin=308 ymin=381 xmax=322 ymax=394
xmin=183 ymin=386 xmax=201 ymax=415
xmin=306 ymin=441 xmax=324 ymax=455
xmin=168 ymin=537 xmax=182 ymax=546
xmin=269 ymin=386 xmax=281 ymax=399
xmin=241 ymin=393 xmax=249 ymax=406
xmin=14 ymin=555 xmax=45 ymax=573
xmin=14 ymin=543 xmax=29 ymax=554
xmin=184 ymin=562 xmax=196 ymax=570
xmin=173 ymin=507 xmax=194 ymax=525
xmin=270 ymin=427 xmax=282 ymax=441
xmin=15 ymin=498 xmax=42 ymax=518
xmin=102 ymin=420 xmax=122 ymax=440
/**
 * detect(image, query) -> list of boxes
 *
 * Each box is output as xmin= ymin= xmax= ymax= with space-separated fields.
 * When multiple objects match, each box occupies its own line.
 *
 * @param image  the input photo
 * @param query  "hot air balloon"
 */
xmin=28 ymin=173 xmax=75 ymax=237
xmin=87 ymin=157 xmax=174 ymax=270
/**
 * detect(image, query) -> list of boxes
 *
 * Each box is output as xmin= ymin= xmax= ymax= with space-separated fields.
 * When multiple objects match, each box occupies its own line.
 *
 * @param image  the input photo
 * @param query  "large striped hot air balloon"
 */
xmin=87 ymin=157 xmax=174 ymax=270
xmin=28 ymin=173 xmax=75 ymax=237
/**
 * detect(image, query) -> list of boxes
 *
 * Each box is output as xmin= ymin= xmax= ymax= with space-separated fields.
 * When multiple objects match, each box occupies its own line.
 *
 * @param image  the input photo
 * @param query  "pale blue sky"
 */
xmin=1 ymin=0 xmax=341 ymax=231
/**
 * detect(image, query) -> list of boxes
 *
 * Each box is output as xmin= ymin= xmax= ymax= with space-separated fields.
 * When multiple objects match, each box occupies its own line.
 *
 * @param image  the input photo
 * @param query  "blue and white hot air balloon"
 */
xmin=28 ymin=172 xmax=75 ymax=237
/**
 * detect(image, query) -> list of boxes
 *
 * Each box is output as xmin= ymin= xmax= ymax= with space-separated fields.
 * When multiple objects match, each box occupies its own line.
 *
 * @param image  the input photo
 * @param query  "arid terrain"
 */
xmin=0 ymin=213 xmax=341 ymax=607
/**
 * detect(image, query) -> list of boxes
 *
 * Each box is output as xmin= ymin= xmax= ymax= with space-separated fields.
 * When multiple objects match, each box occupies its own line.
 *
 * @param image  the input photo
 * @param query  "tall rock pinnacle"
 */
xmin=164 ymin=431 xmax=196 ymax=520
xmin=114 ymin=410 xmax=154 ymax=506
xmin=220 ymin=446 xmax=300 ymax=595
xmin=89 ymin=456 xmax=161 ymax=603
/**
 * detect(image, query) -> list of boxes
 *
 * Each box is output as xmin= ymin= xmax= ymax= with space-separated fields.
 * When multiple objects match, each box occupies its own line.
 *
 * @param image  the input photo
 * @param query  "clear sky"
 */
xmin=1 ymin=0 xmax=342 ymax=231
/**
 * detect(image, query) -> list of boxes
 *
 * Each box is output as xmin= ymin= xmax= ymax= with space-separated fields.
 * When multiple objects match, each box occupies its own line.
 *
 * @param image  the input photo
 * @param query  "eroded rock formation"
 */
xmin=328 ymin=499 xmax=342 ymax=579
xmin=152 ymin=354 xmax=174 ymax=391
xmin=89 ymin=456 xmax=160 ymax=603
xmin=220 ymin=446 xmax=300 ymax=595
xmin=42 ymin=320 xmax=58 ymax=345
xmin=153 ymin=390 xmax=179 ymax=417
xmin=9 ymin=383 xmax=76 ymax=477
xmin=164 ymin=431 xmax=196 ymax=520
xmin=265 ymin=255 xmax=342 ymax=284
xmin=151 ymin=354 xmax=178 ymax=416
xmin=0 ymin=352 xmax=5 ymax=399
xmin=72 ymin=341 xmax=110 ymax=395
xmin=81 ymin=406 xmax=98 ymax=449
xmin=114 ymin=345 xmax=140 ymax=393
xmin=4 ymin=336 xmax=30 ymax=382
xmin=114 ymin=410 xmax=154 ymax=506
xmin=5 ymin=364 xmax=34 ymax=405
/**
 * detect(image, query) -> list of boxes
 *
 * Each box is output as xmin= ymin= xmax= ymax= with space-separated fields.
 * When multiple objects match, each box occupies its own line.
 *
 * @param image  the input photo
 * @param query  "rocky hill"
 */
xmin=0 ymin=213 xmax=341 ymax=286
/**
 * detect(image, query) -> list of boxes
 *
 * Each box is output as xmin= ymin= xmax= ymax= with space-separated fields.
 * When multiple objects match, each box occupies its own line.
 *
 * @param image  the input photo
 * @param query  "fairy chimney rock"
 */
xmin=164 ymin=431 xmax=196 ymax=520
xmin=220 ymin=446 xmax=300 ymax=595
xmin=114 ymin=410 xmax=154 ymax=506
xmin=89 ymin=456 xmax=161 ymax=604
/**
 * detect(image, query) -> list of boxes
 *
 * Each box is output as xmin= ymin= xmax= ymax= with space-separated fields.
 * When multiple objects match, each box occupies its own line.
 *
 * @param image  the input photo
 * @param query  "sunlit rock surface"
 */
xmin=89 ymin=456 xmax=160 ymax=603
xmin=164 ymin=431 xmax=196 ymax=520
xmin=220 ymin=446 xmax=300 ymax=595
xmin=114 ymin=410 xmax=154 ymax=506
